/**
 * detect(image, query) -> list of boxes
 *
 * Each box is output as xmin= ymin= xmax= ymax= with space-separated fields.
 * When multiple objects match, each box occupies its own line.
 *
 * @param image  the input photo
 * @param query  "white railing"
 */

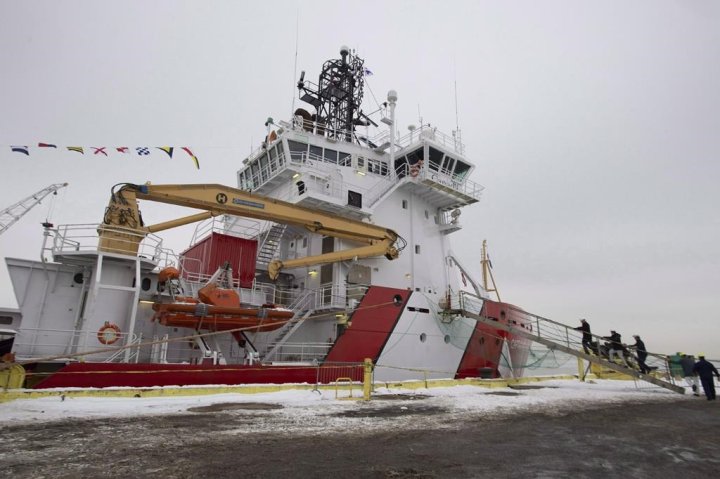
xmin=51 ymin=223 xmax=177 ymax=267
xmin=419 ymin=160 xmax=485 ymax=200
xmin=12 ymin=327 xmax=139 ymax=361
xmin=264 ymin=341 xmax=333 ymax=363
xmin=396 ymin=125 xmax=465 ymax=155
xmin=189 ymin=216 xmax=262 ymax=245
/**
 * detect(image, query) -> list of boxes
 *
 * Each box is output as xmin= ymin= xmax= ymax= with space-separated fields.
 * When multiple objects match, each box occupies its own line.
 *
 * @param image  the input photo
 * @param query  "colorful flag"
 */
xmin=67 ymin=146 xmax=84 ymax=154
xmin=11 ymin=146 xmax=29 ymax=155
xmin=136 ymin=147 xmax=150 ymax=156
xmin=117 ymin=147 xmax=129 ymax=154
xmin=181 ymin=147 xmax=200 ymax=169
xmin=363 ymin=67 xmax=373 ymax=76
xmin=92 ymin=147 xmax=108 ymax=156
xmin=38 ymin=142 xmax=57 ymax=148
xmin=157 ymin=147 xmax=174 ymax=158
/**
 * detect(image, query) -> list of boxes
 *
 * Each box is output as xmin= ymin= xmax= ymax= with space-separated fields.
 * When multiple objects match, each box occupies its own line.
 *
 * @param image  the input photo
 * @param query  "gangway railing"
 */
xmin=452 ymin=291 xmax=685 ymax=395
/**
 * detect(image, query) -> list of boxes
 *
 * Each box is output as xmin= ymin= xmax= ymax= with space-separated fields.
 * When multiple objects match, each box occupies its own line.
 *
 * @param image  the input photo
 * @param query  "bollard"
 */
xmin=363 ymin=358 xmax=373 ymax=401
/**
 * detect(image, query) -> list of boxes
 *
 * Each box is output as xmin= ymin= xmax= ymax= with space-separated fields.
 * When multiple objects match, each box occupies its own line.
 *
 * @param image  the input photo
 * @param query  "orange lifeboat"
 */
xmin=151 ymin=301 xmax=293 ymax=332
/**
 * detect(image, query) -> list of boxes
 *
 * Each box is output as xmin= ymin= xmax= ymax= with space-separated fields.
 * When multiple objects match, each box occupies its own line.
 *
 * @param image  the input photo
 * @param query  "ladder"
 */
xmin=263 ymin=290 xmax=315 ymax=362
xmin=0 ymin=182 xmax=68 ymax=235
xmin=256 ymin=223 xmax=287 ymax=266
xmin=451 ymin=291 xmax=685 ymax=394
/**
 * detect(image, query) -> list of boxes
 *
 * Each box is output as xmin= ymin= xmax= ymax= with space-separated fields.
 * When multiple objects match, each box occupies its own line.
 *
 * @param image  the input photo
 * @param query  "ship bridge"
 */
xmin=236 ymin=120 xmax=483 ymax=221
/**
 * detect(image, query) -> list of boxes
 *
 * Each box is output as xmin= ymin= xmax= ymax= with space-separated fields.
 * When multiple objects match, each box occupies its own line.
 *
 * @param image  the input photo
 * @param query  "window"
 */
xmin=428 ymin=147 xmax=443 ymax=169
xmin=454 ymin=160 xmax=471 ymax=180
xmin=302 ymin=237 xmax=307 ymax=248
xmin=0 ymin=316 xmax=13 ymax=325
xmin=367 ymin=158 xmax=388 ymax=176
xmin=288 ymin=141 xmax=307 ymax=162
xmin=268 ymin=147 xmax=278 ymax=172
xmin=402 ymin=199 xmax=408 ymax=209
xmin=309 ymin=145 xmax=323 ymax=162
xmin=424 ymin=210 xmax=429 ymax=219
xmin=323 ymin=148 xmax=338 ymax=164
xmin=357 ymin=156 xmax=365 ymax=168
xmin=415 ymin=245 xmax=421 ymax=254
xmin=338 ymin=151 xmax=351 ymax=167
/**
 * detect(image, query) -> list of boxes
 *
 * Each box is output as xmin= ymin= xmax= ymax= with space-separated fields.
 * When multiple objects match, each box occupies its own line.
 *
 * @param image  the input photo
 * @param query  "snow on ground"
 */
xmin=1 ymin=379 xmax=685 ymax=435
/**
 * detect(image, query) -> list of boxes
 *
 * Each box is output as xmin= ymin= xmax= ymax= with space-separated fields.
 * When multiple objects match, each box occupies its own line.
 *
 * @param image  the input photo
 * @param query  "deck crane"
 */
xmin=98 ymin=183 xmax=404 ymax=280
xmin=0 ymin=183 xmax=68 ymax=235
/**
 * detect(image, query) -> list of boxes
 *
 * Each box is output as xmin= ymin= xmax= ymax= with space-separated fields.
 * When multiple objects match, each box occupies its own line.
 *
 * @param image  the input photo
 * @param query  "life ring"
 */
xmin=97 ymin=322 xmax=122 ymax=345
xmin=410 ymin=165 xmax=420 ymax=177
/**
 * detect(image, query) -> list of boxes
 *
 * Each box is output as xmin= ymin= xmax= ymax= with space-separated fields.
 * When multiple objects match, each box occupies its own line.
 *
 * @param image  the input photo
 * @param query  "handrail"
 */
xmin=453 ymin=291 xmax=685 ymax=394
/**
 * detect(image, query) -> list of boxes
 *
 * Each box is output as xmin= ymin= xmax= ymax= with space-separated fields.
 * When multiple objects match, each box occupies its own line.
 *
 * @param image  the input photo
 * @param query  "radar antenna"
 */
xmin=296 ymin=46 xmax=376 ymax=143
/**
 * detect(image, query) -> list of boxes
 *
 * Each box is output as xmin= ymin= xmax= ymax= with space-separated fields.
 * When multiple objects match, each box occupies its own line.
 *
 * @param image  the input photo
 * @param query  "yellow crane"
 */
xmin=98 ymin=183 xmax=403 ymax=279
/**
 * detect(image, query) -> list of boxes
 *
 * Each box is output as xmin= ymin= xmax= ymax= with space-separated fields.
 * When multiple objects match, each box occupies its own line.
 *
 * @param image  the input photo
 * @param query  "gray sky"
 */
xmin=1 ymin=0 xmax=719 ymax=357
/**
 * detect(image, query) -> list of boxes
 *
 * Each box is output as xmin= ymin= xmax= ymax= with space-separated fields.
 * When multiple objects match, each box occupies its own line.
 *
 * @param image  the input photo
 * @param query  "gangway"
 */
xmin=449 ymin=291 xmax=685 ymax=394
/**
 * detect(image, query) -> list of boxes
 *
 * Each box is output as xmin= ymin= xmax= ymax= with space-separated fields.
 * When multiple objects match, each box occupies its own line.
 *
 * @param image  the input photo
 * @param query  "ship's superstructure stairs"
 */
xmin=449 ymin=291 xmax=685 ymax=394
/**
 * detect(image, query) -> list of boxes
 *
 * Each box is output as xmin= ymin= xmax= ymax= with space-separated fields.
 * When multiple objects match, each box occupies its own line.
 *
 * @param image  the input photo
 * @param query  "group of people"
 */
xmin=669 ymin=352 xmax=720 ymax=401
xmin=573 ymin=319 xmax=720 ymax=400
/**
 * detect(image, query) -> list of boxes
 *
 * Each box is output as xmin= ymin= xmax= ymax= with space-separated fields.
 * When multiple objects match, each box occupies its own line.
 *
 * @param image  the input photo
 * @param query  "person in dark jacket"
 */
xmin=603 ymin=330 xmax=626 ymax=365
xmin=574 ymin=319 xmax=593 ymax=355
xmin=693 ymin=355 xmax=720 ymax=400
xmin=680 ymin=353 xmax=700 ymax=396
xmin=629 ymin=335 xmax=650 ymax=374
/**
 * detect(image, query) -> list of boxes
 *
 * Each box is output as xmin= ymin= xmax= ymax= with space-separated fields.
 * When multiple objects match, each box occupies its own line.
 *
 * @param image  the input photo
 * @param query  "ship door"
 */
xmin=320 ymin=236 xmax=334 ymax=305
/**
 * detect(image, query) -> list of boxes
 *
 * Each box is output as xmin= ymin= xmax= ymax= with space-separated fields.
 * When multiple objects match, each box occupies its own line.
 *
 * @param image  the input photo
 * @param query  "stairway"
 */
xmin=262 ymin=290 xmax=315 ymax=362
xmin=451 ymin=291 xmax=685 ymax=395
xmin=256 ymin=223 xmax=287 ymax=266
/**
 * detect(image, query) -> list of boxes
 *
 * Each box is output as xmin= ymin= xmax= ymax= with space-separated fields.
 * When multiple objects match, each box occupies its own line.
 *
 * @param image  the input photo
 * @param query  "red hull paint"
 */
xmin=324 ymin=286 xmax=409 ymax=363
xmin=32 ymin=362 xmax=363 ymax=389
xmin=455 ymin=300 xmax=530 ymax=379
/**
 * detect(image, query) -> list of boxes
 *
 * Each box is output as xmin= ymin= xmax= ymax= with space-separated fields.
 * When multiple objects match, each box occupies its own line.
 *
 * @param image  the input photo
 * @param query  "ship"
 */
xmin=2 ymin=47 xmax=532 ymax=389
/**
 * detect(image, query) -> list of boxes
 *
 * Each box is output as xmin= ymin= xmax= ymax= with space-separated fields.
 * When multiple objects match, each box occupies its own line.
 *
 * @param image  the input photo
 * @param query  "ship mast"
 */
xmin=481 ymin=239 xmax=501 ymax=302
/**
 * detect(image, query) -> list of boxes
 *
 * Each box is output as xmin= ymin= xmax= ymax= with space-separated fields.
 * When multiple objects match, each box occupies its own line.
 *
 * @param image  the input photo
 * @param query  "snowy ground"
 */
xmin=1 ymin=379 xmax=683 ymax=433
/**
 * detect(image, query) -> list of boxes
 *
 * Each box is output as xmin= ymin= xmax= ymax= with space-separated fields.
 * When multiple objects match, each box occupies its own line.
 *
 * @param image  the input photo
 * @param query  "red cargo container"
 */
xmin=180 ymin=233 xmax=258 ymax=288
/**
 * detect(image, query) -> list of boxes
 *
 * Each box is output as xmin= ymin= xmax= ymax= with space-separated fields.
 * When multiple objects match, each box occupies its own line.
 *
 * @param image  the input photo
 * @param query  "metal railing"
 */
xmin=11 ymin=327 xmax=139 ymax=361
xmin=455 ymin=291 xmax=679 ymax=385
xmin=396 ymin=125 xmax=465 ymax=155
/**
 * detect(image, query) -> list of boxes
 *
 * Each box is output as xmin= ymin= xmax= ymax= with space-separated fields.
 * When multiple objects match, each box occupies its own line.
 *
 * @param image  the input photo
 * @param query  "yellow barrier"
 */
xmin=0 ymin=364 xmax=26 ymax=390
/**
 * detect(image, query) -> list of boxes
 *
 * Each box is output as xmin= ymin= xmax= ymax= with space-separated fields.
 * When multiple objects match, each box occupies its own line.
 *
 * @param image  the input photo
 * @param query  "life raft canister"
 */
xmin=97 ymin=321 xmax=122 ymax=345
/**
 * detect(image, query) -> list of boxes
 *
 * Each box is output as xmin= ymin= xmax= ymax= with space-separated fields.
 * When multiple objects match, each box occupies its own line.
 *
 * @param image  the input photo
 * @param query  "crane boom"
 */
xmin=98 ymin=183 xmax=403 ymax=279
xmin=0 ymin=183 xmax=68 ymax=235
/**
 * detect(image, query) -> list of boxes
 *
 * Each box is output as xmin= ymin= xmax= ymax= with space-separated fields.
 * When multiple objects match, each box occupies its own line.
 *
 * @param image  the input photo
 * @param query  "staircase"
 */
xmin=451 ymin=291 xmax=685 ymax=395
xmin=256 ymin=223 xmax=287 ymax=266
xmin=262 ymin=290 xmax=315 ymax=362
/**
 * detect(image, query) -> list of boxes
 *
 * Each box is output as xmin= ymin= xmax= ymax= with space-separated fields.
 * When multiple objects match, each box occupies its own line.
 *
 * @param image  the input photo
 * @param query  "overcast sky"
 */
xmin=1 ymin=0 xmax=718 ymax=358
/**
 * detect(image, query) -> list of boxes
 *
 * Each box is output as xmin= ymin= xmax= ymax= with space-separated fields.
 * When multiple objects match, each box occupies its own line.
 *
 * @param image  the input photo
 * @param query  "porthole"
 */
xmin=444 ymin=335 xmax=451 ymax=344
xmin=393 ymin=294 xmax=403 ymax=306
xmin=73 ymin=273 xmax=84 ymax=284
xmin=141 ymin=277 xmax=152 ymax=291
xmin=420 ymin=333 xmax=427 ymax=343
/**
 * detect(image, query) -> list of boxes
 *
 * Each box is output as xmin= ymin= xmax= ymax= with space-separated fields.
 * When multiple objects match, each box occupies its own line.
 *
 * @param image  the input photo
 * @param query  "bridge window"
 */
xmin=428 ymin=147 xmax=443 ymax=169
xmin=323 ymin=148 xmax=338 ymax=164
xmin=287 ymin=140 xmax=307 ymax=162
xmin=309 ymin=145 xmax=323 ymax=162
xmin=339 ymin=151 xmax=351 ymax=167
